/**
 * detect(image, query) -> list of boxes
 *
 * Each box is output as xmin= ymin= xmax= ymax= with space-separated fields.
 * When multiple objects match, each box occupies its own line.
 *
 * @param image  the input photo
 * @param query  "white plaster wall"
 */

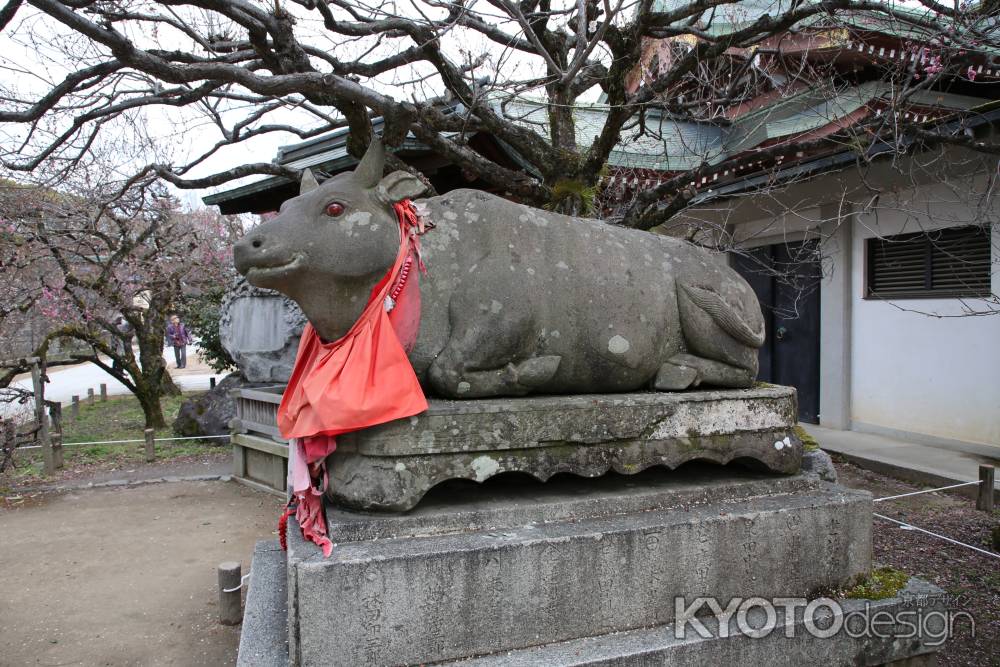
xmin=850 ymin=184 xmax=1000 ymax=446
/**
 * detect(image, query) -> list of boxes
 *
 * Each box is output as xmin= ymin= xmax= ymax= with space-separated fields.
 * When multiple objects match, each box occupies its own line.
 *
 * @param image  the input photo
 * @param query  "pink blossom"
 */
xmin=924 ymin=56 xmax=944 ymax=76
xmin=967 ymin=66 xmax=977 ymax=81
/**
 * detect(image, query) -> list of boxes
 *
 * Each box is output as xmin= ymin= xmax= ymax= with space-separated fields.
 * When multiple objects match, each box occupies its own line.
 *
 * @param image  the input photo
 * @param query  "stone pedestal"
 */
xmin=329 ymin=386 xmax=803 ymax=511
xmin=285 ymin=465 xmax=873 ymax=666
xmin=235 ymin=390 xmax=948 ymax=667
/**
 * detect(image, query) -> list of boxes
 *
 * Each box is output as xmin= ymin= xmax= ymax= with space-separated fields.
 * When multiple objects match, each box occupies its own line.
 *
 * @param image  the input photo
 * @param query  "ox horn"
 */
xmin=299 ymin=168 xmax=320 ymax=195
xmin=354 ymin=138 xmax=385 ymax=188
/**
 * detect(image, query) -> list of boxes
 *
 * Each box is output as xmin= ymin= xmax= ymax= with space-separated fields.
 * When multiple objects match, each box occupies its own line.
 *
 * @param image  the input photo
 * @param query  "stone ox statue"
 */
xmin=233 ymin=141 xmax=765 ymax=398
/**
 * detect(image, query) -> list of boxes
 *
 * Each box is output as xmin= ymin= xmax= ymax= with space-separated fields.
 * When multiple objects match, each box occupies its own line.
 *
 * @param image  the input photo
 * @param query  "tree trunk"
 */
xmin=131 ymin=295 xmax=176 ymax=428
xmin=160 ymin=371 xmax=181 ymax=396
xmin=135 ymin=384 xmax=167 ymax=429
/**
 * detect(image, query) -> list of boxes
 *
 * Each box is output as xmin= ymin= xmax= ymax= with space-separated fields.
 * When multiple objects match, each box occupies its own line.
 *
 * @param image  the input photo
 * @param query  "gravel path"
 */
xmin=10 ymin=455 xmax=232 ymax=493
xmin=0 ymin=480 xmax=283 ymax=666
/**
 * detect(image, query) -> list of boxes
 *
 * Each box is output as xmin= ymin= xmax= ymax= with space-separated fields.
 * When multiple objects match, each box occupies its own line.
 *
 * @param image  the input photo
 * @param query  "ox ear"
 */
xmin=376 ymin=170 xmax=427 ymax=204
xmin=354 ymin=139 xmax=385 ymax=187
xmin=299 ymin=168 xmax=319 ymax=195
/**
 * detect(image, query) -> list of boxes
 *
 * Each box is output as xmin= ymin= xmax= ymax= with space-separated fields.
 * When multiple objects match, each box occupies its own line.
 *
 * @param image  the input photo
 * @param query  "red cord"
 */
xmin=278 ymin=506 xmax=295 ymax=551
xmin=390 ymin=256 xmax=413 ymax=301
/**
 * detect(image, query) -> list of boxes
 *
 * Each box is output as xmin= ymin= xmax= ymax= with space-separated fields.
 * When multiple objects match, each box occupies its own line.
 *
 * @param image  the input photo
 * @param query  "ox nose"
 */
xmin=233 ymin=234 xmax=266 ymax=274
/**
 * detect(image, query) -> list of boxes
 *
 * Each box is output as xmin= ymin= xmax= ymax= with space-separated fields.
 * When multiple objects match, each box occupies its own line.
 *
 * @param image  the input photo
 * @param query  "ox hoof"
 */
xmin=658 ymin=353 xmax=756 ymax=389
xmin=514 ymin=355 xmax=562 ymax=388
xmin=653 ymin=361 xmax=699 ymax=390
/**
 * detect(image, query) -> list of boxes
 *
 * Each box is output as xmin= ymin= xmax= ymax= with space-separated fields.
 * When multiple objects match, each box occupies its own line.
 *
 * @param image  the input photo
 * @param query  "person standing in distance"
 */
xmin=166 ymin=314 xmax=193 ymax=369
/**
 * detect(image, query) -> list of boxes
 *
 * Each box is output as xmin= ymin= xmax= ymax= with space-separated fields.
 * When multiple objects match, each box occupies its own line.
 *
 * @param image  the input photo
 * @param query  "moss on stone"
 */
xmin=794 ymin=424 xmax=820 ymax=452
xmin=545 ymin=179 xmax=600 ymax=216
xmin=844 ymin=567 xmax=909 ymax=600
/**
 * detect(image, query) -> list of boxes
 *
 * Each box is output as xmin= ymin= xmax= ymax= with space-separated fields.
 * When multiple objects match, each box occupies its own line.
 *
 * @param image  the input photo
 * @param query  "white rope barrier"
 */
xmin=873 ymin=512 xmax=1000 ymax=560
xmin=873 ymin=480 xmax=982 ymax=502
xmin=16 ymin=433 xmax=231 ymax=450
xmin=223 ymin=572 xmax=252 ymax=593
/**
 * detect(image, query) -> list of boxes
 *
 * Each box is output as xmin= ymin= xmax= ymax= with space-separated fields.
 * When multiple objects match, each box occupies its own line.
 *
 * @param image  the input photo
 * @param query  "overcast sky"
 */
xmin=0 ymin=0 xmax=561 ymax=209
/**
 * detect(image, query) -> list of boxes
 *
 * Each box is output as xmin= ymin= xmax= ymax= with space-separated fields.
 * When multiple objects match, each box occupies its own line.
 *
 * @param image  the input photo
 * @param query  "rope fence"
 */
xmin=15 ymin=433 xmax=231 ymax=450
xmin=222 ymin=572 xmax=252 ymax=593
xmin=1 ymin=375 xmax=226 ymax=473
xmin=871 ymin=468 xmax=998 ymax=560
xmin=873 ymin=480 xmax=982 ymax=502
xmin=873 ymin=512 xmax=1000 ymax=560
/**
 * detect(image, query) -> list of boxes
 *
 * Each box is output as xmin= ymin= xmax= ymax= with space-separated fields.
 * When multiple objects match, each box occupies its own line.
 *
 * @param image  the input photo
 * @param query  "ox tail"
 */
xmin=678 ymin=283 xmax=765 ymax=349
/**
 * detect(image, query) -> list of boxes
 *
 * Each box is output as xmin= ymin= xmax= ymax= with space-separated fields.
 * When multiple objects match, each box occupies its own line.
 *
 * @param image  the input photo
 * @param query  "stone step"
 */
xmin=325 ymin=462 xmax=822 ymax=542
xmin=237 ymin=540 xmax=289 ymax=667
xmin=443 ymin=578 xmax=947 ymax=667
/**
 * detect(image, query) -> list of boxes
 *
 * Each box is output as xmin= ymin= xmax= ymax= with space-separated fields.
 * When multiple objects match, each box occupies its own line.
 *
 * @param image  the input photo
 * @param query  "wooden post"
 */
xmin=86 ymin=387 xmax=95 ymax=404
xmin=48 ymin=402 xmax=62 ymax=432
xmin=977 ymin=465 xmax=995 ymax=511
xmin=99 ymin=383 xmax=108 ymax=401
xmin=210 ymin=376 xmax=217 ymax=389
xmin=144 ymin=428 xmax=155 ymax=462
xmin=218 ymin=561 xmax=243 ymax=625
xmin=30 ymin=361 xmax=53 ymax=476
xmin=48 ymin=402 xmax=64 ymax=470
xmin=2 ymin=420 xmax=15 ymax=469
xmin=71 ymin=395 xmax=80 ymax=420
xmin=51 ymin=431 xmax=64 ymax=470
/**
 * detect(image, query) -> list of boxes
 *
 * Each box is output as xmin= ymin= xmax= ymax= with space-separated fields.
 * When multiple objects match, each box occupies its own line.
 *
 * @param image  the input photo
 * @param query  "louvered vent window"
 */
xmin=866 ymin=225 xmax=993 ymax=299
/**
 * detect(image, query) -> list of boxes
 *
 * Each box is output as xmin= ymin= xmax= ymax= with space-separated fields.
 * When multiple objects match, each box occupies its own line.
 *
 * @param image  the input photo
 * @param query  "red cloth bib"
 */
xmin=277 ymin=200 xmax=428 ymax=556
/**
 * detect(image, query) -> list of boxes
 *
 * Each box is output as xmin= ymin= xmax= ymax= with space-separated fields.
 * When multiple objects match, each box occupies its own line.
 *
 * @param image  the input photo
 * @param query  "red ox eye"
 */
xmin=325 ymin=202 xmax=345 ymax=217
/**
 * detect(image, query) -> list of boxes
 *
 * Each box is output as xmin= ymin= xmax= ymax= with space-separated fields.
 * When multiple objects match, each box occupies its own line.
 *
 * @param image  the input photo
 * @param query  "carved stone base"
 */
xmin=327 ymin=386 xmax=802 ymax=511
xmin=287 ymin=467 xmax=874 ymax=666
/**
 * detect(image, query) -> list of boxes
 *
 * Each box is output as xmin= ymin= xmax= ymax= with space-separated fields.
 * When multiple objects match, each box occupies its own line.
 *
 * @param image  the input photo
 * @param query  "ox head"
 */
xmin=233 ymin=141 xmax=426 ymax=311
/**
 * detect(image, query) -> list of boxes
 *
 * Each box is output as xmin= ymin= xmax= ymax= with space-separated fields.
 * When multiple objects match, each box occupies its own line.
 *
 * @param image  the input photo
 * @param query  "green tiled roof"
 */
xmin=649 ymin=1 xmax=1000 ymax=56
xmin=650 ymin=0 xmax=802 ymax=38
xmin=502 ymin=78 xmax=990 ymax=173
xmin=203 ymin=120 xmax=439 ymax=206
xmin=498 ymin=98 xmax=725 ymax=170
xmin=725 ymin=81 xmax=888 ymax=154
xmin=810 ymin=6 xmax=1000 ymax=55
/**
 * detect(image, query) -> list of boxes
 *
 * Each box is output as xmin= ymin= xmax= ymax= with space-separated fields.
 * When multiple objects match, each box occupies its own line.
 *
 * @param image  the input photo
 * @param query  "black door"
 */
xmin=732 ymin=241 xmax=822 ymax=423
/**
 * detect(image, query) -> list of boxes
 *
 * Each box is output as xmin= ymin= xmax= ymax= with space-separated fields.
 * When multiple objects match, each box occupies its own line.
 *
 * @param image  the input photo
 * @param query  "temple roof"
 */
xmin=203 ymin=3 xmax=998 ymax=213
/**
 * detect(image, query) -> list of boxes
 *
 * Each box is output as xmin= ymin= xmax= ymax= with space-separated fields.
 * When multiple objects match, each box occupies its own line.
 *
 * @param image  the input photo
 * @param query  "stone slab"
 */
xmin=444 ymin=578 xmax=948 ymax=667
xmin=325 ymin=462 xmax=819 ymax=542
xmin=328 ymin=386 xmax=803 ymax=510
xmin=220 ymin=277 xmax=306 ymax=383
xmin=288 ymin=470 xmax=871 ymax=666
xmin=238 ymin=540 xmax=289 ymax=667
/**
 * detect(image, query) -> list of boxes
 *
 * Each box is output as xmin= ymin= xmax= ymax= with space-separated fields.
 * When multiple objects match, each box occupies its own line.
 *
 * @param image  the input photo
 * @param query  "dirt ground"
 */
xmin=4 ymin=451 xmax=231 ymax=494
xmin=0 ymin=459 xmax=994 ymax=666
xmin=0 ymin=480 xmax=283 ymax=667
xmin=834 ymin=461 xmax=999 ymax=667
